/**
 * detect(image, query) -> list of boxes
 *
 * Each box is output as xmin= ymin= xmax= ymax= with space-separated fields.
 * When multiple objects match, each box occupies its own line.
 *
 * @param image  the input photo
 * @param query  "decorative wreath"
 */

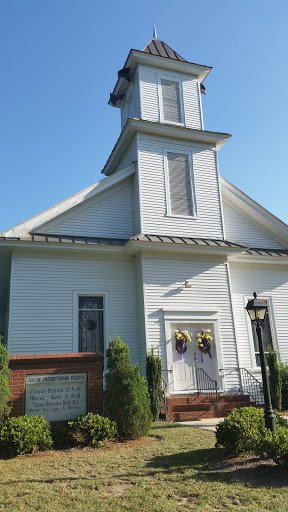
xmin=197 ymin=329 xmax=213 ymax=362
xmin=175 ymin=328 xmax=191 ymax=362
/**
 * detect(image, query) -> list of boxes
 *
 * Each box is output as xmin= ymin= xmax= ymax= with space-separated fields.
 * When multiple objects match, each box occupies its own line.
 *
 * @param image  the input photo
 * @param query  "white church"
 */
xmin=1 ymin=32 xmax=288 ymax=420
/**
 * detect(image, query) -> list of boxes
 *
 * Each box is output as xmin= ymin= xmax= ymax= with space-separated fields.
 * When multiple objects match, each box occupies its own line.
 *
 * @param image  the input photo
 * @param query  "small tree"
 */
xmin=266 ymin=347 xmax=282 ymax=412
xmin=279 ymin=361 xmax=288 ymax=411
xmin=104 ymin=336 xmax=152 ymax=439
xmin=0 ymin=337 xmax=11 ymax=422
xmin=146 ymin=348 xmax=162 ymax=421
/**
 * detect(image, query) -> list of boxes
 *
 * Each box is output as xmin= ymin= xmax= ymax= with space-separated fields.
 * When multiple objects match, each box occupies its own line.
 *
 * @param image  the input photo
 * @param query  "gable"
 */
xmin=36 ymin=179 xmax=134 ymax=239
xmin=222 ymin=199 xmax=285 ymax=249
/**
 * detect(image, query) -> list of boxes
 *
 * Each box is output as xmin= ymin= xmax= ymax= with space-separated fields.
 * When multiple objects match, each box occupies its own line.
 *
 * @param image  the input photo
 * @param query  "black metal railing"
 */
xmin=162 ymin=377 xmax=168 ymax=420
xmin=219 ymin=367 xmax=264 ymax=406
xmin=195 ymin=368 xmax=220 ymax=417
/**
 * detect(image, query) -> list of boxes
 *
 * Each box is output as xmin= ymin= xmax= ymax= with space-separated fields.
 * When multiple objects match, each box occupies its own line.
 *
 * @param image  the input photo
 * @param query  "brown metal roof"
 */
xmin=142 ymin=39 xmax=186 ymax=62
xmin=0 ymin=233 xmax=127 ymax=246
xmin=1 ymin=232 xmax=288 ymax=258
xmin=131 ymin=234 xmax=246 ymax=249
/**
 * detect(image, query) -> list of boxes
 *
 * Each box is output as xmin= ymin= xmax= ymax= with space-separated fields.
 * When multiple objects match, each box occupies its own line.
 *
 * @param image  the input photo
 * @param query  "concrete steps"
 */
xmin=165 ymin=393 xmax=256 ymax=421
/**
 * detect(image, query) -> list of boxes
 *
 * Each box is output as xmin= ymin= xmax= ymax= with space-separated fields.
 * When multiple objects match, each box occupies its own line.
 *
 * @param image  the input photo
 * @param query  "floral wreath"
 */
xmin=197 ymin=329 xmax=213 ymax=362
xmin=175 ymin=328 xmax=191 ymax=362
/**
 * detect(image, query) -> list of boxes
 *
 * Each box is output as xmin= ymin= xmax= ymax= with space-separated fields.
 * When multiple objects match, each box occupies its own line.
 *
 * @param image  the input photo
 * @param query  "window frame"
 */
xmin=163 ymin=148 xmax=197 ymax=218
xmin=157 ymin=73 xmax=185 ymax=126
xmin=73 ymin=291 xmax=108 ymax=355
xmin=245 ymin=295 xmax=278 ymax=370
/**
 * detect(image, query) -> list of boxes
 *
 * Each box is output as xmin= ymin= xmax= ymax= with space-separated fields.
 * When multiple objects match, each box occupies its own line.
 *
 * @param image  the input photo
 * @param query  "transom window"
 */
xmin=166 ymin=152 xmax=195 ymax=217
xmin=250 ymin=299 xmax=273 ymax=367
xmin=160 ymin=78 xmax=183 ymax=124
xmin=79 ymin=296 xmax=104 ymax=353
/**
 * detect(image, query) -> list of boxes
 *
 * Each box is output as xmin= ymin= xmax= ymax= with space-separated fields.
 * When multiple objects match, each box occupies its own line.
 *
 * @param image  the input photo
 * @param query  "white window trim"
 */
xmin=244 ymin=294 xmax=278 ymax=371
xmin=157 ymin=73 xmax=185 ymax=127
xmin=73 ymin=290 xmax=109 ymax=356
xmin=163 ymin=149 xmax=197 ymax=218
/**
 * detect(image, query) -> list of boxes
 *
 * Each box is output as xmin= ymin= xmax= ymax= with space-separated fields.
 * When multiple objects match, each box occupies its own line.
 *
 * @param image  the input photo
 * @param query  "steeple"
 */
xmin=153 ymin=24 xmax=158 ymax=40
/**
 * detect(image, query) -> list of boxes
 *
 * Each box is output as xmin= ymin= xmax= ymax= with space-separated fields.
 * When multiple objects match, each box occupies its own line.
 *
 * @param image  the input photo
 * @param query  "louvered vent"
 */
xmin=161 ymin=79 xmax=182 ymax=124
xmin=167 ymin=152 xmax=193 ymax=216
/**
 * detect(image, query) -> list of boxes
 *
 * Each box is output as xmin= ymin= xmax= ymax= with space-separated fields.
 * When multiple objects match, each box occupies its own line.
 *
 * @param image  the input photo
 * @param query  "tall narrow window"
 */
xmin=161 ymin=79 xmax=182 ymax=124
xmin=167 ymin=152 xmax=194 ymax=216
xmin=251 ymin=300 xmax=273 ymax=367
xmin=79 ymin=296 xmax=104 ymax=353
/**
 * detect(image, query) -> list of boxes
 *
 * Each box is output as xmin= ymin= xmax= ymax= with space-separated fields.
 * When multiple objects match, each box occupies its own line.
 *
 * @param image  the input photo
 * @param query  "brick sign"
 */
xmin=25 ymin=372 xmax=87 ymax=422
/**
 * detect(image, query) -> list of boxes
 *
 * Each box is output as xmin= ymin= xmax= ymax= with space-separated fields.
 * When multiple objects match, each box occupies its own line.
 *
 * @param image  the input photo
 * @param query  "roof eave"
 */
xmin=102 ymin=119 xmax=231 ymax=176
xmin=124 ymin=239 xmax=246 ymax=256
xmin=109 ymin=49 xmax=212 ymax=105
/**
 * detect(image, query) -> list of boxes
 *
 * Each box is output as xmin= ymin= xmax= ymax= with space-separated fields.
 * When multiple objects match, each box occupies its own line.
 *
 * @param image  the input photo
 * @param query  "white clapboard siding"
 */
xmin=161 ymin=79 xmax=182 ymax=124
xmin=139 ymin=66 xmax=160 ymax=123
xmin=138 ymin=136 xmax=223 ymax=238
xmin=133 ymin=68 xmax=141 ymax=119
xmin=135 ymin=255 xmax=147 ymax=372
xmin=132 ymin=171 xmax=141 ymax=235
xmin=118 ymin=139 xmax=137 ymax=172
xmin=182 ymin=79 xmax=202 ymax=130
xmin=139 ymin=65 xmax=202 ymax=129
xmin=143 ymin=255 xmax=238 ymax=391
xmin=8 ymin=252 xmax=140 ymax=364
xmin=41 ymin=180 xmax=133 ymax=238
xmin=229 ymin=262 xmax=288 ymax=370
xmin=223 ymin=199 xmax=285 ymax=248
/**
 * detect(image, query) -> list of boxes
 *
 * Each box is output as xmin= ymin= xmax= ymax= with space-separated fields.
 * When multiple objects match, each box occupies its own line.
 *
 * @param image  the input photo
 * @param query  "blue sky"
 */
xmin=1 ymin=0 xmax=288 ymax=233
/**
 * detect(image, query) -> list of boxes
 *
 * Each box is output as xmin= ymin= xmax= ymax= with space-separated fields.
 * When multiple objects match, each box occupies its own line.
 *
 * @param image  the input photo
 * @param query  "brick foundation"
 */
xmin=8 ymin=352 xmax=104 ymax=419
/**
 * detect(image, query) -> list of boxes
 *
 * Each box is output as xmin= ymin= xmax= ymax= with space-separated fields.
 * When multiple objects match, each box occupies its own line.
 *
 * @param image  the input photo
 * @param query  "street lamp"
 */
xmin=245 ymin=292 xmax=276 ymax=434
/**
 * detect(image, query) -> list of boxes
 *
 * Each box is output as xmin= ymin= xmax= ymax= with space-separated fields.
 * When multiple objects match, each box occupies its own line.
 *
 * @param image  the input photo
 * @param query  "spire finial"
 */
xmin=153 ymin=25 xmax=158 ymax=40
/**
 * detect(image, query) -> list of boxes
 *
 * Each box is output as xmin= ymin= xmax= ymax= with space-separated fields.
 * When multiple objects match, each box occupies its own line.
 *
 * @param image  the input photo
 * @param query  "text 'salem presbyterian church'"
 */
xmin=1 ymin=29 xmax=288 ymax=421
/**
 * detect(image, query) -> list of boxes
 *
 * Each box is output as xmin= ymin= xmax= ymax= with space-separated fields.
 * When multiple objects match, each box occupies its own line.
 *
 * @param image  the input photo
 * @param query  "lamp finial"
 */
xmin=253 ymin=292 xmax=257 ymax=299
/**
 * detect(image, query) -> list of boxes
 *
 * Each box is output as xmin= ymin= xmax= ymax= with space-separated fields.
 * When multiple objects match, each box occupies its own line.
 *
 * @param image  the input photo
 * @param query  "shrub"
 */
xmin=58 ymin=413 xmax=117 ymax=448
xmin=279 ymin=362 xmax=288 ymax=410
xmin=266 ymin=347 xmax=282 ymax=411
xmin=146 ymin=348 xmax=162 ymax=421
xmin=0 ymin=415 xmax=53 ymax=457
xmin=267 ymin=426 xmax=288 ymax=467
xmin=104 ymin=336 xmax=152 ymax=439
xmin=215 ymin=406 xmax=288 ymax=455
xmin=0 ymin=338 xmax=11 ymax=422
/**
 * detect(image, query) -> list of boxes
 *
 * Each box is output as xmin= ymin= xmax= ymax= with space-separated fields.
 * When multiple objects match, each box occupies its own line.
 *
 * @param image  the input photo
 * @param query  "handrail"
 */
xmin=196 ymin=368 xmax=220 ymax=417
xmin=219 ymin=367 xmax=264 ymax=406
xmin=162 ymin=377 xmax=169 ymax=420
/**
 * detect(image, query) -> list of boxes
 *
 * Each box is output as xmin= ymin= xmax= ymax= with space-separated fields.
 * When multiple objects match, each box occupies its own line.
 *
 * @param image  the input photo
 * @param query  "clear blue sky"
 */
xmin=1 ymin=0 xmax=288 ymax=233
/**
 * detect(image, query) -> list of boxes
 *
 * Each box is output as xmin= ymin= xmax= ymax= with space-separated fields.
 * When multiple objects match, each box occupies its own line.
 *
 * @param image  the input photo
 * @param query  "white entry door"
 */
xmin=167 ymin=319 xmax=219 ymax=394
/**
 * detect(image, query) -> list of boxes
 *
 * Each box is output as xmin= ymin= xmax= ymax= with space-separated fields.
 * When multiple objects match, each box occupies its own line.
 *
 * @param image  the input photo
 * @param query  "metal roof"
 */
xmin=142 ymin=39 xmax=186 ymax=62
xmin=1 ymin=232 xmax=288 ymax=258
xmin=131 ymin=234 xmax=246 ymax=249
xmin=0 ymin=233 xmax=127 ymax=246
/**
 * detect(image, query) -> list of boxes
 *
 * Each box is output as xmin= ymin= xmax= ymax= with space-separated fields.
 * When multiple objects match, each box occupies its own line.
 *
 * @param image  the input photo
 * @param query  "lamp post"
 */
xmin=245 ymin=292 xmax=276 ymax=434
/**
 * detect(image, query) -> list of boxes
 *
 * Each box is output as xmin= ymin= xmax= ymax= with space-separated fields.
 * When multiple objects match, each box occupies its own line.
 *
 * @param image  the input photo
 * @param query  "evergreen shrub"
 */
xmin=279 ymin=362 xmax=288 ymax=410
xmin=0 ymin=338 xmax=11 ymax=422
xmin=146 ymin=348 xmax=162 ymax=421
xmin=215 ymin=406 xmax=288 ymax=455
xmin=56 ymin=413 xmax=117 ymax=448
xmin=0 ymin=415 xmax=53 ymax=457
xmin=266 ymin=347 xmax=282 ymax=411
xmin=104 ymin=336 xmax=152 ymax=439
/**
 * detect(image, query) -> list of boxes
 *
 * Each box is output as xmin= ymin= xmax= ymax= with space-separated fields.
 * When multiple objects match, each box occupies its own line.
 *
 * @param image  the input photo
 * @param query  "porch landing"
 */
xmin=166 ymin=393 xmax=257 ymax=421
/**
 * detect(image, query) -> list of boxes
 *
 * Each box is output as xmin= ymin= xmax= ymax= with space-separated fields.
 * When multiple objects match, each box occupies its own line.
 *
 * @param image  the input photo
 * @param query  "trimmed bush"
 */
xmin=215 ymin=406 xmax=288 ymax=455
xmin=58 ymin=413 xmax=117 ymax=448
xmin=0 ymin=338 xmax=11 ymax=422
xmin=0 ymin=415 xmax=53 ymax=457
xmin=104 ymin=336 xmax=152 ymax=439
xmin=266 ymin=347 xmax=282 ymax=411
xmin=146 ymin=348 xmax=162 ymax=421
xmin=279 ymin=362 xmax=288 ymax=410
xmin=267 ymin=426 xmax=288 ymax=467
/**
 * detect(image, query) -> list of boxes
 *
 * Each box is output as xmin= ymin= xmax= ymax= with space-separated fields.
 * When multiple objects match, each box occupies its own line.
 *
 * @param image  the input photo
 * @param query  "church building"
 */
xmin=1 ymin=32 xmax=288 ymax=420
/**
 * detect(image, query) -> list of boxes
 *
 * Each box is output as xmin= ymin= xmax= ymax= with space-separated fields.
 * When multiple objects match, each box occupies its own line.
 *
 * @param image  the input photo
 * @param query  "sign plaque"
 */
xmin=25 ymin=373 xmax=87 ymax=422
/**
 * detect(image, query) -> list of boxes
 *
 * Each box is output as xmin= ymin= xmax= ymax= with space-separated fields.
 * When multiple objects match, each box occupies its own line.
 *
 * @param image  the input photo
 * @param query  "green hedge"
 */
xmin=215 ymin=406 xmax=288 ymax=467
xmin=57 ymin=413 xmax=117 ymax=448
xmin=0 ymin=415 xmax=53 ymax=457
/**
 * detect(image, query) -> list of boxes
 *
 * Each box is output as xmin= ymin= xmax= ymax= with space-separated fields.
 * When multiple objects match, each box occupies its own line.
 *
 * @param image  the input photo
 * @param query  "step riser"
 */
xmin=164 ymin=394 xmax=257 ymax=421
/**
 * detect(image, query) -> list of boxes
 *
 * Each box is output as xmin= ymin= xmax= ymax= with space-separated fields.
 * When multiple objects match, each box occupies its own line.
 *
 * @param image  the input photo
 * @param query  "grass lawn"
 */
xmin=0 ymin=422 xmax=288 ymax=511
